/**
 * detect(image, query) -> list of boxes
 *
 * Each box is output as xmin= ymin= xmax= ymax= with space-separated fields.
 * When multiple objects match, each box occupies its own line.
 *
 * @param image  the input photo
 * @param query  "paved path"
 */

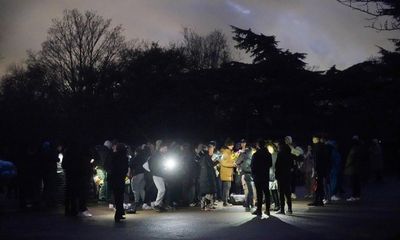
xmin=1 ymin=179 xmax=399 ymax=240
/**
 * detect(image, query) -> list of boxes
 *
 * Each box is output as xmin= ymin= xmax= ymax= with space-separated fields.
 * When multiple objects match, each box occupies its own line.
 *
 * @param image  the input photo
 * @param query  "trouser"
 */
xmin=43 ymin=169 xmax=57 ymax=206
xmin=96 ymin=169 xmax=107 ymax=200
xmin=131 ymin=173 xmax=146 ymax=203
xmin=215 ymin=177 xmax=222 ymax=200
xmin=65 ymin=173 xmax=89 ymax=215
xmin=291 ymin=169 xmax=297 ymax=194
xmin=314 ymin=176 xmax=325 ymax=204
xmin=241 ymin=174 xmax=255 ymax=208
xmin=254 ymin=179 xmax=270 ymax=212
xmin=111 ymin=177 xmax=125 ymax=217
xmin=153 ymin=176 xmax=166 ymax=207
xmin=222 ymin=181 xmax=231 ymax=204
xmin=278 ymin=180 xmax=292 ymax=211
xmin=304 ymin=172 xmax=313 ymax=195
xmin=351 ymin=174 xmax=361 ymax=198
xmin=271 ymin=189 xmax=280 ymax=208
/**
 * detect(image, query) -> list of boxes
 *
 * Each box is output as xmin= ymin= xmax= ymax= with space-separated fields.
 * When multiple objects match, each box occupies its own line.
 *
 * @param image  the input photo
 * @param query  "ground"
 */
xmin=1 ymin=179 xmax=399 ymax=240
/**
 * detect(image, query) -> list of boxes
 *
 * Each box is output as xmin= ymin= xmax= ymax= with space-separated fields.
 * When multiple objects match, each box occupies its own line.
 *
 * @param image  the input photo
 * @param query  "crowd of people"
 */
xmin=0 ymin=134 xmax=385 ymax=222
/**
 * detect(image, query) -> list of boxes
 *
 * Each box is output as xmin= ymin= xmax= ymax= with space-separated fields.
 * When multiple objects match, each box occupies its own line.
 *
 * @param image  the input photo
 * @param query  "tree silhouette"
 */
xmin=337 ymin=0 xmax=400 ymax=31
xmin=231 ymin=25 xmax=307 ymax=70
xmin=33 ymin=9 xmax=126 ymax=96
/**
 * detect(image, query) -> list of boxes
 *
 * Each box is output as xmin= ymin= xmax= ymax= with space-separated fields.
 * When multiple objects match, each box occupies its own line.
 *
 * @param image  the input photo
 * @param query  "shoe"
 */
xmin=252 ymin=210 xmax=262 ymax=216
xmin=276 ymin=211 xmax=285 ymax=215
xmin=308 ymin=202 xmax=324 ymax=206
xmin=347 ymin=197 xmax=361 ymax=202
xmin=78 ymin=210 xmax=92 ymax=217
xmin=323 ymin=199 xmax=330 ymax=204
xmin=273 ymin=206 xmax=280 ymax=211
xmin=108 ymin=204 xmax=114 ymax=209
xmin=245 ymin=207 xmax=251 ymax=212
xmin=189 ymin=202 xmax=197 ymax=207
xmin=287 ymin=209 xmax=293 ymax=214
xmin=291 ymin=193 xmax=297 ymax=200
xmin=114 ymin=215 xmax=125 ymax=222
xmin=331 ymin=195 xmax=341 ymax=201
xmin=264 ymin=209 xmax=270 ymax=216
xmin=223 ymin=202 xmax=227 ymax=207
xmin=142 ymin=203 xmax=152 ymax=210
xmin=153 ymin=205 xmax=166 ymax=212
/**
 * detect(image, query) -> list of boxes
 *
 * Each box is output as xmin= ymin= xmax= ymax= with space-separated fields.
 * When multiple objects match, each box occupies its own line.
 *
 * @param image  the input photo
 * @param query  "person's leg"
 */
xmin=246 ymin=177 xmax=254 ymax=208
xmin=254 ymin=181 xmax=262 ymax=212
xmin=241 ymin=175 xmax=249 ymax=207
xmin=285 ymin=183 xmax=292 ymax=212
xmin=97 ymin=169 xmax=106 ymax=201
xmin=78 ymin=175 xmax=89 ymax=212
xmin=263 ymin=181 xmax=270 ymax=213
xmin=153 ymin=176 xmax=166 ymax=207
xmin=278 ymin=180 xmax=285 ymax=212
xmin=271 ymin=189 xmax=280 ymax=210
xmin=353 ymin=174 xmax=361 ymax=198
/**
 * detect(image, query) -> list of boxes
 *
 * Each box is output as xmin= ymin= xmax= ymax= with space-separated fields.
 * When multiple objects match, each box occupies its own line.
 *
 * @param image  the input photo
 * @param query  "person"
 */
xmin=275 ymin=139 xmax=293 ymax=214
xmin=369 ymin=139 xmax=383 ymax=182
xmin=219 ymin=138 xmax=237 ymax=206
xmin=39 ymin=141 xmax=58 ymax=208
xmin=284 ymin=136 xmax=297 ymax=200
xmin=109 ymin=142 xmax=129 ymax=222
xmin=344 ymin=136 xmax=363 ymax=201
xmin=303 ymin=145 xmax=315 ymax=198
xmin=198 ymin=141 xmax=217 ymax=211
xmin=308 ymin=135 xmax=330 ymax=206
xmin=148 ymin=141 xmax=168 ymax=212
xmin=62 ymin=140 xmax=93 ymax=217
xmin=269 ymin=142 xmax=280 ymax=211
xmin=127 ymin=144 xmax=149 ymax=213
xmin=236 ymin=139 xmax=255 ymax=211
xmin=327 ymin=140 xmax=342 ymax=201
xmin=94 ymin=140 xmax=113 ymax=203
xmin=251 ymin=139 xmax=272 ymax=216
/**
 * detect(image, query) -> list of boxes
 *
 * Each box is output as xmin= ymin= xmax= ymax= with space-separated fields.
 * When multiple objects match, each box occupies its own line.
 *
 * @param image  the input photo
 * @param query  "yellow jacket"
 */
xmin=219 ymin=148 xmax=238 ymax=181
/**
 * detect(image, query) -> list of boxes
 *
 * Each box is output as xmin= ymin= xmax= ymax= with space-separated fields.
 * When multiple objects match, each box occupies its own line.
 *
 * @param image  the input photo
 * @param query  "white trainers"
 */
xmin=142 ymin=203 xmax=152 ymax=210
xmin=331 ymin=195 xmax=341 ymax=201
xmin=78 ymin=210 xmax=92 ymax=217
xmin=108 ymin=204 xmax=114 ymax=209
xmin=346 ymin=197 xmax=360 ymax=202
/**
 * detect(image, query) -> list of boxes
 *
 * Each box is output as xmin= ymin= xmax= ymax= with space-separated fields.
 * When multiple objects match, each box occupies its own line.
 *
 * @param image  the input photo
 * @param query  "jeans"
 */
xmin=278 ymin=180 xmax=292 ymax=212
xmin=131 ymin=173 xmax=146 ymax=203
xmin=96 ymin=169 xmax=107 ymax=201
xmin=254 ymin=179 xmax=270 ymax=212
xmin=241 ymin=174 xmax=255 ymax=208
xmin=222 ymin=181 xmax=231 ymax=204
xmin=153 ymin=176 xmax=166 ymax=207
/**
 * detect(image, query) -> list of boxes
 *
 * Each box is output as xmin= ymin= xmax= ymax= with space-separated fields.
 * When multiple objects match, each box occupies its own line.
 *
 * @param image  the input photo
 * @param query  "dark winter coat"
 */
xmin=148 ymin=152 xmax=165 ymax=178
xmin=110 ymin=149 xmax=129 ymax=181
xmin=345 ymin=142 xmax=363 ymax=176
xmin=237 ymin=148 xmax=253 ymax=174
xmin=251 ymin=147 xmax=272 ymax=182
xmin=275 ymin=144 xmax=293 ymax=182
xmin=313 ymin=143 xmax=330 ymax=177
xmin=129 ymin=148 xmax=149 ymax=175
xmin=198 ymin=152 xmax=217 ymax=195
xmin=95 ymin=145 xmax=112 ymax=170
xmin=62 ymin=143 xmax=92 ymax=176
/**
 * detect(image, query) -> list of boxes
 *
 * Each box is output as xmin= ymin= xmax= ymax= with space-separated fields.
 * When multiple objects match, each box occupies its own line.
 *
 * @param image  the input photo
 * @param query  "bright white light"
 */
xmin=90 ymin=159 xmax=95 ymax=164
xmin=164 ymin=157 xmax=177 ymax=171
xmin=58 ymin=153 xmax=63 ymax=163
xmin=267 ymin=145 xmax=274 ymax=154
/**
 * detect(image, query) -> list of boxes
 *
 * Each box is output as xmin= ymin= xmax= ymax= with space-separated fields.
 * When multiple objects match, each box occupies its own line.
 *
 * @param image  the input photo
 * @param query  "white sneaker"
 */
xmin=78 ymin=210 xmax=92 ymax=217
xmin=331 ymin=195 xmax=341 ymax=201
xmin=142 ymin=203 xmax=152 ymax=210
xmin=108 ymin=204 xmax=114 ymax=209
xmin=346 ymin=197 xmax=356 ymax=202
xmin=291 ymin=193 xmax=297 ymax=200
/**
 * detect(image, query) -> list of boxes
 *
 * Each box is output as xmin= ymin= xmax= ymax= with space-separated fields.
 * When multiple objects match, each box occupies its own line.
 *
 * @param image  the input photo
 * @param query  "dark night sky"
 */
xmin=0 ymin=0 xmax=399 ymax=75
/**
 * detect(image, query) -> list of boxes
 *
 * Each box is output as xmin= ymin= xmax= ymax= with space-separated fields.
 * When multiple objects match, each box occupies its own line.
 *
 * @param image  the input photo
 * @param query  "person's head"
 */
xmin=159 ymin=141 xmax=168 ymax=154
xmin=284 ymin=136 xmax=293 ymax=145
xmin=224 ymin=138 xmax=234 ymax=150
xmin=239 ymin=139 xmax=247 ymax=149
xmin=208 ymin=141 xmax=217 ymax=155
xmin=104 ymin=140 xmax=112 ymax=150
xmin=312 ymin=136 xmax=320 ymax=144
